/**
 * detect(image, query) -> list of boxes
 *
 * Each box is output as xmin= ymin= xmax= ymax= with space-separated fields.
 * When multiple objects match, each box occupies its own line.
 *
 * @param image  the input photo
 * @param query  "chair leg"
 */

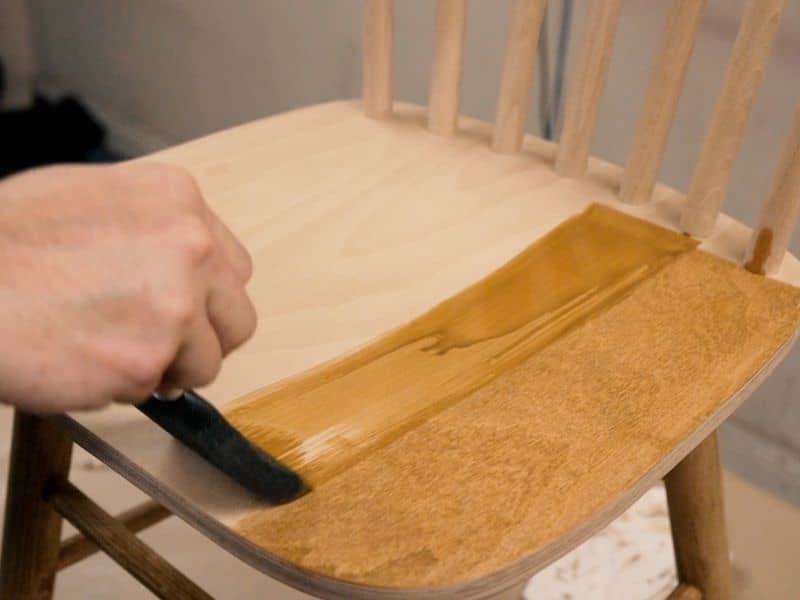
xmin=664 ymin=431 xmax=732 ymax=600
xmin=1 ymin=411 xmax=73 ymax=600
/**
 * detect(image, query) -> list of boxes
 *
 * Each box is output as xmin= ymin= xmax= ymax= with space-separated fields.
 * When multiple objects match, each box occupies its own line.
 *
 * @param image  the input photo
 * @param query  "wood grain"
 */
xmin=233 ymin=249 xmax=800 ymax=589
xmin=681 ymin=0 xmax=787 ymax=237
xmin=665 ymin=433 xmax=732 ymax=600
xmin=0 ymin=413 xmax=72 ymax=600
xmin=745 ymin=106 xmax=800 ymax=275
xmin=555 ymin=0 xmax=624 ymax=177
xmin=46 ymin=479 xmax=212 ymax=600
xmin=226 ymin=205 xmax=696 ymax=487
xmin=428 ymin=0 xmax=467 ymax=136
xmin=363 ymin=0 xmax=394 ymax=119
xmin=620 ymin=0 xmax=706 ymax=205
xmin=492 ymin=0 xmax=548 ymax=154
xmin=58 ymin=499 xmax=171 ymax=570
xmin=60 ymin=102 xmax=800 ymax=599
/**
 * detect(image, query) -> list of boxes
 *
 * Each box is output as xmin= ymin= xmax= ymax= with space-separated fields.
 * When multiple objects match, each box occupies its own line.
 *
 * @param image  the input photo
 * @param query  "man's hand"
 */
xmin=0 ymin=162 xmax=256 ymax=413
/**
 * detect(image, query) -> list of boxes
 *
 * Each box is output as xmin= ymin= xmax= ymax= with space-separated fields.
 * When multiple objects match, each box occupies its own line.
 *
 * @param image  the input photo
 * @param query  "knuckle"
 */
xmin=112 ymin=162 xmax=203 ymax=212
xmin=83 ymin=336 xmax=171 ymax=397
xmin=177 ymin=219 xmax=215 ymax=263
xmin=120 ymin=349 xmax=169 ymax=391
xmin=160 ymin=294 xmax=197 ymax=329
xmin=162 ymin=166 xmax=203 ymax=209
xmin=127 ymin=162 xmax=202 ymax=210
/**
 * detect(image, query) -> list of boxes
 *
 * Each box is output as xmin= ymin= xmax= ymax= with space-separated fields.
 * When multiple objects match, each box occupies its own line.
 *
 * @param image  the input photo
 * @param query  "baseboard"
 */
xmin=721 ymin=417 xmax=800 ymax=507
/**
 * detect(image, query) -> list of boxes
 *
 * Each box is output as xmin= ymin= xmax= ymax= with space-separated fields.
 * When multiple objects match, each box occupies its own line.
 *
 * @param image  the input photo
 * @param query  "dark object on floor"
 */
xmin=0 ymin=95 xmax=106 ymax=178
xmin=137 ymin=390 xmax=310 ymax=505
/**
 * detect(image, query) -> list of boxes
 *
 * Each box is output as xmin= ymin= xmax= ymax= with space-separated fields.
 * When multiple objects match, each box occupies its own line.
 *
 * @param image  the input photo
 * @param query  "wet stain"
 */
xmin=225 ymin=205 xmax=697 ymax=487
xmin=231 ymin=245 xmax=800 ymax=590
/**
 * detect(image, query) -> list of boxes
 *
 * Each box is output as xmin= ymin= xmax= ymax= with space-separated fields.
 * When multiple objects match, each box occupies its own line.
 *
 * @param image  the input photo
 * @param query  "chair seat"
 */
xmin=63 ymin=101 xmax=800 ymax=598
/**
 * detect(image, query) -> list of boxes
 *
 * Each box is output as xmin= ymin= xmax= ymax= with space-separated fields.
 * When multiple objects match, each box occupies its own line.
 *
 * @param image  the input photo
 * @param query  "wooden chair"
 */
xmin=3 ymin=0 xmax=800 ymax=598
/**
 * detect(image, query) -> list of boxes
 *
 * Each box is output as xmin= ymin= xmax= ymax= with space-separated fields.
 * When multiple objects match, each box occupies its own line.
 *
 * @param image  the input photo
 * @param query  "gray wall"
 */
xmin=0 ymin=0 xmax=36 ymax=108
xmin=22 ymin=0 xmax=800 ymax=502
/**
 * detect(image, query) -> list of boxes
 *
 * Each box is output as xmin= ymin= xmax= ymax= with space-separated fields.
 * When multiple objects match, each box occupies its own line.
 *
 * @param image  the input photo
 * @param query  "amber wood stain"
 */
xmin=234 ymin=247 xmax=800 ymax=590
xmin=745 ymin=227 xmax=774 ymax=274
xmin=226 ymin=205 xmax=697 ymax=486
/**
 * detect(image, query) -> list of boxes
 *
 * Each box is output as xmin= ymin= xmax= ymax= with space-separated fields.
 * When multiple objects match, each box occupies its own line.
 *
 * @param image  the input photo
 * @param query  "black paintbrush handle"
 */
xmin=137 ymin=390 xmax=308 ymax=504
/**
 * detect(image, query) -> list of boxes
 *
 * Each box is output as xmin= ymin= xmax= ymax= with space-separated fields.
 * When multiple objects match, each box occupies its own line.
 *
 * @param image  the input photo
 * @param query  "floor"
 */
xmin=1 ymin=407 xmax=799 ymax=599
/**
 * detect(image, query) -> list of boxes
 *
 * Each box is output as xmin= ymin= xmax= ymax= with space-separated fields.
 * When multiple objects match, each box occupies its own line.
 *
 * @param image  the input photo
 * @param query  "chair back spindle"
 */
xmin=491 ymin=0 xmax=549 ymax=154
xmin=620 ymin=0 xmax=707 ymax=205
xmin=555 ymin=0 xmax=624 ymax=177
xmin=361 ymin=0 xmax=800 ymax=275
xmin=363 ymin=0 xmax=394 ymax=119
xmin=681 ymin=0 xmax=787 ymax=237
xmin=746 ymin=106 xmax=800 ymax=275
xmin=429 ymin=0 xmax=467 ymax=135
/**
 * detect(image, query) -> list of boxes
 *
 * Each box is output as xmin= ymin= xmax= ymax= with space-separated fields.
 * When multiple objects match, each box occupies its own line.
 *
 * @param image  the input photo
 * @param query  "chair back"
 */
xmin=362 ymin=0 xmax=800 ymax=276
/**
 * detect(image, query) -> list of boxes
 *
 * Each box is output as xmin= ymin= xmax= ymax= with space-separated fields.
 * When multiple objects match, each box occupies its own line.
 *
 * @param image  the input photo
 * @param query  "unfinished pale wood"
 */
xmin=745 ymin=106 xmax=800 ymax=275
xmin=665 ymin=433 xmax=732 ymax=600
xmin=681 ymin=0 xmax=787 ymax=237
xmin=47 ymin=479 xmax=211 ymax=600
xmin=428 ymin=0 xmax=467 ymax=136
xmin=667 ymin=583 xmax=703 ymax=600
xmin=0 ymin=413 xmax=73 ymax=600
xmin=491 ymin=0 xmax=548 ymax=154
xmin=555 ymin=0 xmax=624 ymax=177
xmin=620 ymin=0 xmax=706 ymax=205
xmin=58 ymin=103 xmax=800 ymax=599
xmin=58 ymin=499 xmax=171 ymax=570
xmin=363 ymin=0 xmax=394 ymax=119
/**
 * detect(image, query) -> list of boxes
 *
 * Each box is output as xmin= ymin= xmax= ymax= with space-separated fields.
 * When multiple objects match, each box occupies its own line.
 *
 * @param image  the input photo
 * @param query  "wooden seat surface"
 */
xmin=60 ymin=101 xmax=800 ymax=599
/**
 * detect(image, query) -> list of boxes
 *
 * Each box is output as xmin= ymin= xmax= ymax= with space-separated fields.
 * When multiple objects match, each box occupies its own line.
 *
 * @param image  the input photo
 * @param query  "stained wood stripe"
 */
xmin=226 ymin=205 xmax=696 ymax=487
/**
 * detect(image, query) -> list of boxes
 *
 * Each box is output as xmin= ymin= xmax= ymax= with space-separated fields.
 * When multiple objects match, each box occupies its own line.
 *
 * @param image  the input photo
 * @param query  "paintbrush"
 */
xmin=137 ymin=390 xmax=309 ymax=504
